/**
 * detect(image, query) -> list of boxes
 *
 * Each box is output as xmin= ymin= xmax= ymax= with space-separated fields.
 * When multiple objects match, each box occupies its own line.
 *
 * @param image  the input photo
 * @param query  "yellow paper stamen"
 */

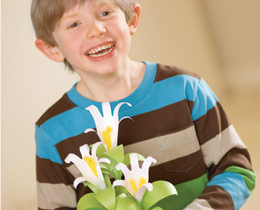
xmin=129 ymin=178 xmax=138 ymax=193
xmin=102 ymin=126 xmax=112 ymax=150
xmin=129 ymin=177 xmax=147 ymax=193
xmin=138 ymin=177 xmax=146 ymax=189
xmin=84 ymin=156 xmax=98 ymax=177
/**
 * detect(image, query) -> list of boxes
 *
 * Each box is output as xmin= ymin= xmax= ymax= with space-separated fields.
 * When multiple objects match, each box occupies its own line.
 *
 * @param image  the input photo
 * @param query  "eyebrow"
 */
xmin=58 ymin=0 xmax=115 ymax=27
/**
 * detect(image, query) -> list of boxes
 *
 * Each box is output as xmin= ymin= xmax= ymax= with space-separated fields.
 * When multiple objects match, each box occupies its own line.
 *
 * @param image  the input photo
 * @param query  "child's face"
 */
xmin=50 ymin=0 xmax=140 ymax=75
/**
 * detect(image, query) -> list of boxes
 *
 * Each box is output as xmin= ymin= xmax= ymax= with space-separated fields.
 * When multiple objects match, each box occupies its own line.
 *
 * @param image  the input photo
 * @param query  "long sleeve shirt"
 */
xmin=35 ymin=61 xmax=255 ymax=210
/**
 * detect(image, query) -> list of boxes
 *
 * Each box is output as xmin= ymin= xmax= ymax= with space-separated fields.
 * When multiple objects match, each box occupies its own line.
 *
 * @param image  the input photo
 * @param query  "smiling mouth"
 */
xmin=86 ymin=43 xmax=115 ymax=58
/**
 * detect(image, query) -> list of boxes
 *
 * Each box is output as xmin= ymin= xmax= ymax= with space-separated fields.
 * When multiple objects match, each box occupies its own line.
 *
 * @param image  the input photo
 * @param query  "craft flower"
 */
xmin=85 ymin=102 xmax=131 ymax=151
xmin=65 ymin=142 xmax=110 ymax=190
xmin=113 ymin=154 xmax=157 ymax=202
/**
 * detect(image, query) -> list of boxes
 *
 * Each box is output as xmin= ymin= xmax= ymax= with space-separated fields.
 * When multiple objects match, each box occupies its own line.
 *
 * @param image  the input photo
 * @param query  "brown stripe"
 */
xmin=36 ymin=155 xmax=74 ymax=184
xmin=199 ymin=185 xmax=234 ymax=210
xmin=36 ymin=94 xmax=76 ymax=127
xmin=55 ymin=100 xmax=194 ymax=162
xmin=187 ymin=100 xmax=195 ymax=112
xmin=154 ymin=63 xmax=200 ymax=83
xmin=208 ymin=147 xmax=253 ymax=180
xmin=56 ymin=131 xmax=100 ymax=164
xmin=194 ymin=101 xmax=231 ymax=145
xmin=118 ymin=100 xmax=193 ymax=146
xmin=149 ymin=150 xmax=207 ymax=185
xmin=76 ymin=183 xmax=92 ymax=201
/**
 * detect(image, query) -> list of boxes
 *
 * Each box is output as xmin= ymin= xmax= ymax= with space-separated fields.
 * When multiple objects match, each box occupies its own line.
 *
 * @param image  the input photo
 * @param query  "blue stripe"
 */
xmin=192 ymin=78 xmax=219 ymax=121
xmin=35 ymin=125 xmax=63 ymax=164
xmin=207 ymin=172 xmax=250 ymax=210
xmin=40 ymin=107 xmax=96 ymax=145
xmin=38 ymin=74 xmax=206 ymax=146
xmin=118 ymin=74 xmax=200 ymax=117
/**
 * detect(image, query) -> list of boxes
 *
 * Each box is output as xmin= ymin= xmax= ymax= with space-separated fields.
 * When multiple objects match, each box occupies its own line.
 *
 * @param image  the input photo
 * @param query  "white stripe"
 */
xmin=67 ymin=164 xmax=82 ymax=178
xmin=37 ymin=182 xmax=77 ymax=209
xmin=124 ymin=125 xmax=200 ymax=165
xmin=201 ymin=125 xmax=246 ymax=167
xmin=184 ymin=198 xmax=213 ymax=210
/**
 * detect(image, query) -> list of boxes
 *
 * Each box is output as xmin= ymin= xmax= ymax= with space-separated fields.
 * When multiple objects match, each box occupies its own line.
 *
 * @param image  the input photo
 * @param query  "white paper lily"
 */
xmin=113 ymin=154 xmax=157 ymax=201
xmin=85 ymin=102 xmax=132 ymax=151
xmin=65 ymin=142 xmax=110 ymax=190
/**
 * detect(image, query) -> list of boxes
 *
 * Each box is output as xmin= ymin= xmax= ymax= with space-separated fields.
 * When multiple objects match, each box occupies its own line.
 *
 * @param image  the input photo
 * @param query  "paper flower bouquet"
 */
xmin=65 ymin=102 xmax=178 ymax=210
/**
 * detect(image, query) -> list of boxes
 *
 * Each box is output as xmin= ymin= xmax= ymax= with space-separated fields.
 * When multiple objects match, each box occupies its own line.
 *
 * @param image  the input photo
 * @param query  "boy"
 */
xmin=31 ymin=0 xmax=255 ymax=209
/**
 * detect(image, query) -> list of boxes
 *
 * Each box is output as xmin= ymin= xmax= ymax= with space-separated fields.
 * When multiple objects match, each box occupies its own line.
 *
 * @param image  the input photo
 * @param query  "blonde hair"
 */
xmin=31 ymin=0 xmax=136 ymax=71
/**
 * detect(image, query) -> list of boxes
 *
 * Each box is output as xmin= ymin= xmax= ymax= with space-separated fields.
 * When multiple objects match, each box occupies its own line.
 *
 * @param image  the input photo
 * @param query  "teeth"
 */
xmin=87 ymin=43 xmax=114 ymax=57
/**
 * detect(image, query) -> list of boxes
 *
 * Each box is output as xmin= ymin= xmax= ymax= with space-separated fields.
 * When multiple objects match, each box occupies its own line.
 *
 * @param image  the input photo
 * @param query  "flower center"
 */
xmin=129 ymin=177 xmax=147 ymax=193
xmin=84 ymin=156 xmax=98 ymax=177
xmin=102 ymin=126 xmax=112 ymax=150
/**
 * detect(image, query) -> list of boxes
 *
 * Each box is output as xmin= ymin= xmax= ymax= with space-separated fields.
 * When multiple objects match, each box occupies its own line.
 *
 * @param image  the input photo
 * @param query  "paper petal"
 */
xmin=79 ymin=144 xmax=90 ymax=157
xmin=113 ymin=180 xmax=126 ymax=188
xmin=84 ymin=128 xmax=96 ymax=134
xmin=91 ymin=142 xmax=102 ymax=157
xmin=130 ymin=154 xmax=139 ymax=171
xmin=74 ymin=177 xmax=86 ymax=188
xmin=123 ymin=153 xmax=146 ymax=166
xmin=102 ymin=102 xmax=113 ymax=119
xmin=135 ymin=183 xmax=153 ymax=202
xmin=99 ymin=158 xmax=110 ymax=164
xmin=141 ymin=156 xmax=157 ymax=174
xmin=65 ymin=153 xmax=81 ymax=164
xmin=115 ymin=162 xmax=130 ymax=175
xmin=113 ymin=102 xmax=132 ymax=119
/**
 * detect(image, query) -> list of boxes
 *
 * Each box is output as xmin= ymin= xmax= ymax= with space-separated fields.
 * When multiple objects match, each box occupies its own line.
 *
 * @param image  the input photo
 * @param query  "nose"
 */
xmin=87 ymin=20 xmax=106 ymax=39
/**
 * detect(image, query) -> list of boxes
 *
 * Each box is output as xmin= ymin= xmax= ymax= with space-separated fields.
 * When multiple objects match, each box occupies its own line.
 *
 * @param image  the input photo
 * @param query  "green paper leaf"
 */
xmin=123 ymin=153 xmax=145 ymax=166
xmin=141 ymin=181 xmax=177 ymax=210
xmin=95 ymin=144 xmax=107 ymax=157
xmin=103 ymin=145 xmax=124 ymax=163
xmin=77 ymin=193 xmax=105 ymax=210
xmin=95 ymin=187 xmax=116 ymax=210
xmin=115 ymin=194 xmax=142 ymax=210
xmin=115 ymin=186 xmax=128 ymax=196
xmin=84 ymin=182 xmax=101 ymax=193
xmin=151 ymin=207 xmax=163 ymax=210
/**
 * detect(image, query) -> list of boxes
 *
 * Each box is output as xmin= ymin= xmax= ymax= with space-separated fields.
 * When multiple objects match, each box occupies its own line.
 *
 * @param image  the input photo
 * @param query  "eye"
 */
xmin=69 ymin=22 xmax=80 ymax=29
xmin=100 ymin=11 xmax=110 ymax=17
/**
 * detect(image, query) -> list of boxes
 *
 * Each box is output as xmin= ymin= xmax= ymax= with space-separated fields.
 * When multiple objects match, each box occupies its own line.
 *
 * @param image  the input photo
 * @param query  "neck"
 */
xmin=76 ymin=59 xmax=145 ymax=102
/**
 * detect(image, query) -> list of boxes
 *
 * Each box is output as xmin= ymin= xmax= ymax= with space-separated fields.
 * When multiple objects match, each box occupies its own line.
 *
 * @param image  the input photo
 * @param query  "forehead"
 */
xmin=61 ymin=0 xmax=114 ymax=13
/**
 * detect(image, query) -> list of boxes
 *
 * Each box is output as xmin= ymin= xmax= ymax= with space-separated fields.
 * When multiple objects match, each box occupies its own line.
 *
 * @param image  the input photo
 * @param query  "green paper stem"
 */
xmin=103 ymin=174 xmax=112 ymax=188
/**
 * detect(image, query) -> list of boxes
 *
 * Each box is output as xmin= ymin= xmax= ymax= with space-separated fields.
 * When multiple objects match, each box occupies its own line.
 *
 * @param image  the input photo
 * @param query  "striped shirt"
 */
xmin=35 ymin=61 xmax=255 ymax=210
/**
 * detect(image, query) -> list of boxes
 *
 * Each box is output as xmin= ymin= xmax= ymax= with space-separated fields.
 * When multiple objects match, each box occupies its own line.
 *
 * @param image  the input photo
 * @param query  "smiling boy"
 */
xmin=31 ymin=0 xmax=255 ymax=210
xmin=34 ymin=0 xmax=144 ymax=102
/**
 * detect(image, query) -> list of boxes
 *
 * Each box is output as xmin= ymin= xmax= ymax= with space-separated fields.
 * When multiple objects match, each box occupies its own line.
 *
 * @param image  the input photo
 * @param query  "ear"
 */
xmin=35 ymin=39 xmax=65 ymax=62
xmin=128 ymin=3 xmax=141 ymax=35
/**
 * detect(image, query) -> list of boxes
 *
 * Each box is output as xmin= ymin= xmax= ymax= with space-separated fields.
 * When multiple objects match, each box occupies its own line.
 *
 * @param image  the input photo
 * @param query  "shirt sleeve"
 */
xmin=35 ymin=125 xmax=77 ymax=210
xmin=185 ymin=78 xmax=256 ymax=210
